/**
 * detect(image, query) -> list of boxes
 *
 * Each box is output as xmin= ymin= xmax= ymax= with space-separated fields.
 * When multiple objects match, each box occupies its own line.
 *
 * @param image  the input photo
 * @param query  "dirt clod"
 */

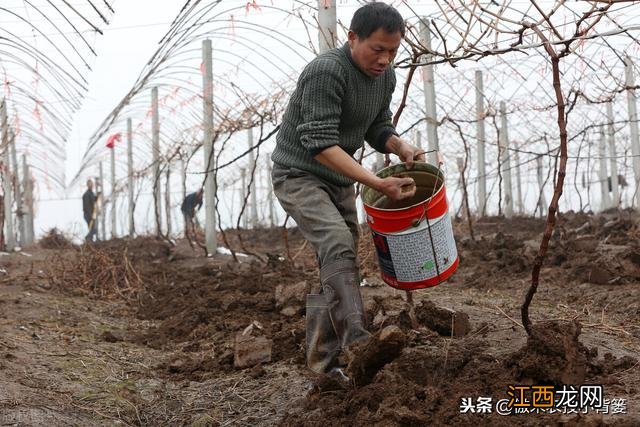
xmin=345 ymin=325 xmax=407 ymax=386
xmin=415 ymin=300 xmax=472 ymax=337
xmin=234 ymin=331 xmax=273 ymax=369
xmin=101 ymin=330 xmax=122 ymax=343
xmin=587 ymin=266 xmax=615 ymax=285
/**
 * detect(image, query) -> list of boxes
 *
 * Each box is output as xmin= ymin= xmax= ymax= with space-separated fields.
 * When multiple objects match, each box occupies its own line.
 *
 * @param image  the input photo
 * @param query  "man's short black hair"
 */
xmin=350 ymin=2 xmax=405 ymax=39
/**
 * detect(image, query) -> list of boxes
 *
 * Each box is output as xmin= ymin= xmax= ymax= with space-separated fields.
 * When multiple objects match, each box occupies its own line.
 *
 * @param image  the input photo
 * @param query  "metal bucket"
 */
xmin=362 ymin=162 xmax=459 ymax=290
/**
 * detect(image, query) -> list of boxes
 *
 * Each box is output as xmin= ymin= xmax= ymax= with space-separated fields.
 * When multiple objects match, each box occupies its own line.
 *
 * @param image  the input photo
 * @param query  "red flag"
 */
xmin=106 ymin=132 xmax=121 ymax=149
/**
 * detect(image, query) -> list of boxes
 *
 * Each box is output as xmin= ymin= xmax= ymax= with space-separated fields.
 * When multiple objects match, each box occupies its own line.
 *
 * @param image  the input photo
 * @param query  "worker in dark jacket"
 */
xmin=181 ymin=188 xmax=204 ymax=240
xmin=82 ymin=179 xmax=98 ymax=242
xmin=271 ymin=3 xmax=423 ymax=377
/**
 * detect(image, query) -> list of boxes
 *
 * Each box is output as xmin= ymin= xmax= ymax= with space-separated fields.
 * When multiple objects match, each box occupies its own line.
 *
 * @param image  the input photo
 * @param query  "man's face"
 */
xmin=87 ymin=180 xmax=93 ymax=191
xmin=348 ymin=28 xmax=402 ymax=78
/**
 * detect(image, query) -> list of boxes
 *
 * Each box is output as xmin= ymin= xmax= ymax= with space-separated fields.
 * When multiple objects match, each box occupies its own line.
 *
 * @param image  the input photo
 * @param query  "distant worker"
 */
xmin=181 ymin=188 xmax=204 ymax=240
xmin=82 ymin=179 xmax=98 ymax=242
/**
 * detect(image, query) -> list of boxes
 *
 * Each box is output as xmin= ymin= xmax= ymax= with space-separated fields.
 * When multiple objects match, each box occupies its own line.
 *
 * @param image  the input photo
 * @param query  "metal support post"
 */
xmin=165 ymin=166 xmax=172 ymax=237
xmin=536 ymin=156 xmax=547 ymax=217
xmin=499 ymin=101 xmax=514 ymax=218
xmin=9 ymin=131 xmax=24 ymax=246
xmin=624 ymin=57 xmax=640 ymax=209
xmin=420 ymin=20 xmax=439 ymax=165
xmin=475 ymin=70 xmax=487 ymax=216
xmin=248 ymin=128 xmax=258 ymax=228
xmin=514 ymin=150 xmax=523 ymax=215
xmin=127 ymin=118 xmax=134 ymax=237
xmin=1 ymin=99 xmax=14 ymax=250
xmin=606 ymin=103 xmax=619 ymax=208
xmin=110 ymin=143 xmax=116 ymax=238
xmin=203 ymin=39 xmax=217 ymax=254
xmin=317 ymin=0 xmax=337 ymax=54
xmin=152 ymin=86 xmax=162 ymax=235
xmin=598 ymin=129 xmax=611 ymax=211
xmin=99 ymin=162 xmax=106 ymax=240
xmin=22 ymin=155 xmax=34 ymax=245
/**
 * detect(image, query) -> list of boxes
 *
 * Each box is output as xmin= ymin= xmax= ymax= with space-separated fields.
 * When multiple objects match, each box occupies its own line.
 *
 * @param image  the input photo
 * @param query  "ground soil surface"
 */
xmin=1 ymin=210 xmax=638 ymax=426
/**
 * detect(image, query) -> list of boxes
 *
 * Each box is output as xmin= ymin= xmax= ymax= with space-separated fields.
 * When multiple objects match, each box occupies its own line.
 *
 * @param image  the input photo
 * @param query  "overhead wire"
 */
xmin=62 ymin=0 xmax=640 ymax=229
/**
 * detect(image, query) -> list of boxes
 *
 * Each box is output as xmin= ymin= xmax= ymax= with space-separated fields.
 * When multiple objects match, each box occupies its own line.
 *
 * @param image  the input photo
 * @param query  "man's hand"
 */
xmin=313 ymin=146 xmax=415 ymax=202
xmin=376 ymin=175 xmax=416 ymax=202
xmin=384 ymin=135 xmax=425 ymax=169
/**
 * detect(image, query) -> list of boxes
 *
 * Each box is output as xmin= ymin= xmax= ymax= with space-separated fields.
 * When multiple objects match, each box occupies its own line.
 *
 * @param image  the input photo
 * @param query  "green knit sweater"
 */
xmin=271 ymin=43 xmax=397 ymax=186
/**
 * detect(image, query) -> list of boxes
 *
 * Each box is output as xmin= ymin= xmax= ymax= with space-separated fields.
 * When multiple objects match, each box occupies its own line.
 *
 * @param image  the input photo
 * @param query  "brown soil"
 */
xmin=0 ymin=212 xmax=638 ymax=425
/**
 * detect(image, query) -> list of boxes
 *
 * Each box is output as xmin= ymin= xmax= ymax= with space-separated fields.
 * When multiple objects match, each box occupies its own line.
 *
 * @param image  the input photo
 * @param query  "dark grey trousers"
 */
xmin=271 ymin=163 xmax=359 ymax=268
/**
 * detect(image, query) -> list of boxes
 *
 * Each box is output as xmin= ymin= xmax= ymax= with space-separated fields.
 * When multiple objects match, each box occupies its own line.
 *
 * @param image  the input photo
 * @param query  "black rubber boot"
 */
xmin=305 ymin=293 xmax=341 ymax=374
xmin=320 ymin=259 xmax=371 ymax=350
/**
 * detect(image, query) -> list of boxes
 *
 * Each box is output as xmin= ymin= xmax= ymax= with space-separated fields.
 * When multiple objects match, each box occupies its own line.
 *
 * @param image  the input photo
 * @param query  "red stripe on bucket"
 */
xmin=365 ymin=183 xmax=449 ymax=234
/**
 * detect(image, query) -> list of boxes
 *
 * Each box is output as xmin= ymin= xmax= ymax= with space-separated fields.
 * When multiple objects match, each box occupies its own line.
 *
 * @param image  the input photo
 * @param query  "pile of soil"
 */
xmin=456 ymin=211 xmax=640 ymax=289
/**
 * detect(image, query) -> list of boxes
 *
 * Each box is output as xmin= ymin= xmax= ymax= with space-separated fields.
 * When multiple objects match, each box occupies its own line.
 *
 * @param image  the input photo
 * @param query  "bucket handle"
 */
xmin=411 ymin=166 xmax=445 ymax=228
xmin=413 ymin=158 xmax=446 ymax=285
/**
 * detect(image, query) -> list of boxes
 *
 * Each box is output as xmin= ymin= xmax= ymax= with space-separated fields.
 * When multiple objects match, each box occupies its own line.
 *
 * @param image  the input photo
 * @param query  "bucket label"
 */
xmin=371 ymin=233 xmax=396 ymax=279
xmin=371 ymin=212 xmax=457 ymax=283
